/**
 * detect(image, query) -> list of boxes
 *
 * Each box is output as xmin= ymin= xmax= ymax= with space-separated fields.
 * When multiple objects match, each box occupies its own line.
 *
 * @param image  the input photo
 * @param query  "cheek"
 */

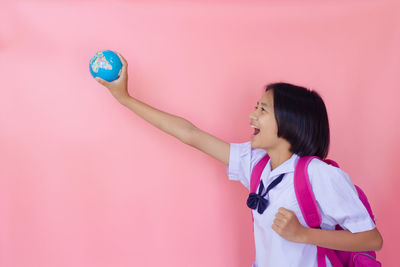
xmin=261 ymin=116 xmax=278 ymax=134
xmin=272 ymin=121 xmax=279 ymax=134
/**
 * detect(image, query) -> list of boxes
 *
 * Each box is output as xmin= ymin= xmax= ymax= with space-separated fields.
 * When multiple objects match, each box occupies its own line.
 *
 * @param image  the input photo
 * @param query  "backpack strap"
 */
xmin=294 ymin=156 xmax=343 ymax=267
xmin=354 ymin=185 xmax=376 ymax=223
xmin=294 ymin=156 xmax=322 ymax=228
xmin=250 ymin=154 xmax=270 ymax=193
xmin=249 ymin=154 xmax=270 ymax=222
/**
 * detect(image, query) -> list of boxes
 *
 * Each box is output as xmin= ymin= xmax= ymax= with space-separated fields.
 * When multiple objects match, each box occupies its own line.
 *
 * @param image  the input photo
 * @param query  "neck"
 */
xmin=267 ymin=149 xmax=293 ymax=171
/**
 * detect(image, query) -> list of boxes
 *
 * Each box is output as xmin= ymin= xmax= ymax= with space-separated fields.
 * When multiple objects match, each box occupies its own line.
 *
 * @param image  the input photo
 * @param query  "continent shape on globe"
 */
xmin=90 ymin=51 xmax=113 ymax=73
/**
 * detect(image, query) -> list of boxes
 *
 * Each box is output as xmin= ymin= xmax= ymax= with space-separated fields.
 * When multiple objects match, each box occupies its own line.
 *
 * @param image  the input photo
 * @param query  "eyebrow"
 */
xmin=257 ymin=102 xmax=269 ymax=107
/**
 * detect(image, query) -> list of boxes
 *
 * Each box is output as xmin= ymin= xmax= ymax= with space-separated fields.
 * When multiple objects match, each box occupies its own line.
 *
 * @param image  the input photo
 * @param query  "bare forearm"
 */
xmin=303 ymin=227 xmax=383 ymax=252
xmin=119 ymin=96 xmax=196 ymax=143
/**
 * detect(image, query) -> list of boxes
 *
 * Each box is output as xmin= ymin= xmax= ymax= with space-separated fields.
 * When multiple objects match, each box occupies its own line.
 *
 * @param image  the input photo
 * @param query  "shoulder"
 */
xmin=304 ymin=158 xmax=376 ymax=231
xmin=227 ymin=141 xmax=268 ymax=189
xmin=230 ymin=141 xmax=266 ymax=157
xmin=307 ymin=158 xmax=357 ymax=194
xmin=229 ymin=141 xmax=268 ymax=166
xmin=307 ymin=158 xmax=349 ymax=179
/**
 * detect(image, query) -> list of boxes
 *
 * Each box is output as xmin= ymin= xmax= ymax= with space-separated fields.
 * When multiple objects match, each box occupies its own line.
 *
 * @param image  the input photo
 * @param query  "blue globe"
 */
xmin=89 ymin=50 xmax=122 ymax=82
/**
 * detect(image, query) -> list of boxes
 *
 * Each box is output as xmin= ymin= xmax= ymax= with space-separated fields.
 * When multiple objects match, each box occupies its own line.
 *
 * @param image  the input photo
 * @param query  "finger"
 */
xmin=271 ymin=223 xmax=281 ymax=234
xmin=95 ymin=77 xmax=109 ymax=86
xmin=275 ymin=212 xmax=285 ymax=220
xmin=116 ymin=52 xmax=128 ymax=67
xmin=116 ymin=55 xmax=127 ymax=79
xmin=118 ymin=68 xmax=127 ymax=82
xmin=278 ymin=207 xmax=289 ymax=214
xmin=273 ymin=218 xmax=285 ymax=226
xmin=278 ymin=207 xmax=293 ymax=217
xmin=95 ymin=77 xmax=103 ymax=84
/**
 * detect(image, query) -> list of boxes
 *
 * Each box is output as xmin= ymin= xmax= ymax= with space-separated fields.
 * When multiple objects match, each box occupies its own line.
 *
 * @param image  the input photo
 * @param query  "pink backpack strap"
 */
xmin=354 ymin=185 xmax=376 ymax=222
xmin=250 ymin=154 xmax=270 ymax=193
xmin=249 ymin=155 xmax=270 ymax=222
xmin=294 ymin=156 xmax=343 ymax=267
xmin=294 ymin=156 xmax=322 ymax=228
xmin=318 ymin=247 xmax=343 ymax=267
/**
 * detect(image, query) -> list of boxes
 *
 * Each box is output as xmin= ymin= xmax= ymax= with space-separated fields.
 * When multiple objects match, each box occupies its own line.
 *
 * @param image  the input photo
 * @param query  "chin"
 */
xmin=251 ymin=136 xmax=268 ymax=150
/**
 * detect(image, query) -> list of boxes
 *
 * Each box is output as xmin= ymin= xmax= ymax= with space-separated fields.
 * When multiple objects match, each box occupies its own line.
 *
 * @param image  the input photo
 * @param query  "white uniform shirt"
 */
xmin=227 ymin=142 xmax=376 ymax=267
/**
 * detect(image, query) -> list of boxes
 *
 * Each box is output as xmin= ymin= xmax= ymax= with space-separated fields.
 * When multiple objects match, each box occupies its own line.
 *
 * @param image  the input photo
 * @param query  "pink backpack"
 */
xmin=250 ymin=155 xmax=381 ymax=267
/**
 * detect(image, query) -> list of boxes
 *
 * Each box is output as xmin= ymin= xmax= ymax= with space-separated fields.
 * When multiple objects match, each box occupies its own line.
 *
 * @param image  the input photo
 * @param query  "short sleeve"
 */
xmin=227 ymin=142 xmax=267 ymax=190
xmin=308 ymin=159 xmax=376 ymax=233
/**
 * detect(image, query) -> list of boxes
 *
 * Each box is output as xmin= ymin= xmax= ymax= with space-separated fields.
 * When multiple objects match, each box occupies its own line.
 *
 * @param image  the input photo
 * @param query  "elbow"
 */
xmin=370 ymin=229 xmax=383 ymax=251
xmin=180 ymin=124 xmax=197 ymax=145
xmin=374 ymin=232 xmax=383 ymax=251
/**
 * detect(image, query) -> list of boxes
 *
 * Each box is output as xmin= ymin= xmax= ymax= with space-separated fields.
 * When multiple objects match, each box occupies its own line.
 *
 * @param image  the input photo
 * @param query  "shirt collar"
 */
xmin=265 ymin=153 xmax=299 ymax=179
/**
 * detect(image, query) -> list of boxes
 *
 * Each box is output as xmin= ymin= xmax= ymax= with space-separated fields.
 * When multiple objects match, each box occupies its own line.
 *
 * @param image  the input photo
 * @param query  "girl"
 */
xmin=95 ymin=53 xmax=383 ymax=267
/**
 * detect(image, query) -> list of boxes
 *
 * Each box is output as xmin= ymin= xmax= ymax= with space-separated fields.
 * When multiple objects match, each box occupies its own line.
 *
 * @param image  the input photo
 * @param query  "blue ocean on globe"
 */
xmin=89 ymin=50 xmax=122 ymax=82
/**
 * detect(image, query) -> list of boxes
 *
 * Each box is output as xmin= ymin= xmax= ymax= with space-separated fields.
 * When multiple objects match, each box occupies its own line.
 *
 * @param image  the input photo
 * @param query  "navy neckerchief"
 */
xmin=246 ymin=173 xmax=285 ymax=214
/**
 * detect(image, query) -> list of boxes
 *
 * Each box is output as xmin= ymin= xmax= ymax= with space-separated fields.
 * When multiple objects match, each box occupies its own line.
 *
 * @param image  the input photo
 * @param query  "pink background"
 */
xmin=1 ymin=0 xmax=399 ymax=266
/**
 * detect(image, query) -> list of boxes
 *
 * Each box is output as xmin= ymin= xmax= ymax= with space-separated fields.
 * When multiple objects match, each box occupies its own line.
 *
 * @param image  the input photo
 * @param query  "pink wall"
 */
xmin=1 ymin=0 xmax=399 ymax=266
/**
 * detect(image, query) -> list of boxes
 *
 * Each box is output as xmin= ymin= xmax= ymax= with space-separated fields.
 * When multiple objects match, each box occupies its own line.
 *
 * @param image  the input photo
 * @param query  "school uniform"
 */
xmin=227 ymin=142 xmax=376 ymax=267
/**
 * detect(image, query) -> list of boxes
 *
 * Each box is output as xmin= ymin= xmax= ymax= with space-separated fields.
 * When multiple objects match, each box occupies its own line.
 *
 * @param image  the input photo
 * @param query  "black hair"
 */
xmin=265 ymin=82 xmax=330 ymax=159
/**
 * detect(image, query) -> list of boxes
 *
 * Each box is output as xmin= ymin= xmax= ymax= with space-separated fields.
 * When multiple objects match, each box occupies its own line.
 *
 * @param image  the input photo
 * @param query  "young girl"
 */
xmin=95 ymin=53 xmax=383 ymax=267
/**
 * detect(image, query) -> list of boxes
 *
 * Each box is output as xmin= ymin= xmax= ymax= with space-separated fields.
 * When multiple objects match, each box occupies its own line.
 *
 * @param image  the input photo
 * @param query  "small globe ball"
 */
xmin=89 ymin=50 xmax=122 ymax=82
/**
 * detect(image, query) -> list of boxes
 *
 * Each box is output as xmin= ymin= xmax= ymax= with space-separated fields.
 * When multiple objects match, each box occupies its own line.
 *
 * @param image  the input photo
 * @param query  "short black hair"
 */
xmin=266 ymin=82 xmax=330 ymax=159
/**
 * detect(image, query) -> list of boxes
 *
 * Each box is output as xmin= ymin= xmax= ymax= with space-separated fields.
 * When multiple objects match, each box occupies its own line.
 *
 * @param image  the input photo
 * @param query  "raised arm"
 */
xmin=94 ymin=52 xmax=230 ymax=165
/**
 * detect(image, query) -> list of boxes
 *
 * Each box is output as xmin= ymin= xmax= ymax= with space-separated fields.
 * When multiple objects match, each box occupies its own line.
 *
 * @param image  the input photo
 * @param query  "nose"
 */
xmin=249 ymin=109 xmax=257 ymax=121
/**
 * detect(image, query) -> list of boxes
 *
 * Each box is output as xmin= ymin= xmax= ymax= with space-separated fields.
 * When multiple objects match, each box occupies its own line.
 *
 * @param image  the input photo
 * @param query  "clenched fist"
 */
xmin=272 ymin=207 xmax=308 ymax=243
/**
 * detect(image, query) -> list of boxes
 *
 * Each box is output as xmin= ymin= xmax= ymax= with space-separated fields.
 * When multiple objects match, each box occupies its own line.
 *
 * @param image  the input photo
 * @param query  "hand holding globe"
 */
xmin=91 ymin=50 xmax=130 ymax=103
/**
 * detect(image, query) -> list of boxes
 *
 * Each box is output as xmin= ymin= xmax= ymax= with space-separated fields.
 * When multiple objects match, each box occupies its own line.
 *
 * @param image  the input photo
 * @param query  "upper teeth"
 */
xmin=251 ymin=125 xmax=259 ymax=129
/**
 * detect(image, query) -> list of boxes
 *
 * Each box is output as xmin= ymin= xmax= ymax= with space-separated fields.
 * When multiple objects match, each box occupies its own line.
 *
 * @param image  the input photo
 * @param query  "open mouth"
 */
xmin=251 ymin=125 xmax=260 ymax=135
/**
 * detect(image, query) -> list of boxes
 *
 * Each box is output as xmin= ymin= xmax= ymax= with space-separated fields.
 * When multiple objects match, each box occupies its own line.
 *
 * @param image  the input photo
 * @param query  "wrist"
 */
xmin=118 ymin=95 xmax=132 ymax=105
xmin=299 ymin=226 xmax=312 ymax=244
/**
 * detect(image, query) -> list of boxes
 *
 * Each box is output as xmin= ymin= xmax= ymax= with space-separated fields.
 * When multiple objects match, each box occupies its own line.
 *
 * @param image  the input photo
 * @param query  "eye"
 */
xmin=254 ymin=106 xmax=266 ymax=112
